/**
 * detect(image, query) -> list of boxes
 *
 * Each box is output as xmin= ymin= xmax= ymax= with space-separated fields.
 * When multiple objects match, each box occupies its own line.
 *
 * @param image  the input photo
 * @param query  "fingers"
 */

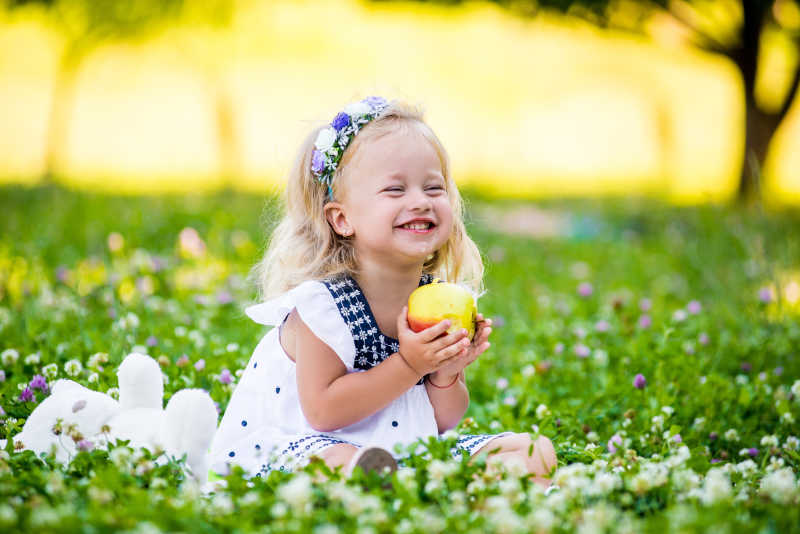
xmin=430 ymin=327 xmax=468 ymax=352
xmin=418 ymin=318 xmax=453 ymax=342
xmin=437 ymin=336 xmax=471 ymax=361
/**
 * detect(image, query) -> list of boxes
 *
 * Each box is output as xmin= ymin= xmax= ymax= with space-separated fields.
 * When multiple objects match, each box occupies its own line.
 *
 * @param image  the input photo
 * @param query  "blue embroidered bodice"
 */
xmin=322 ymin=274 xmax=434 ymax=384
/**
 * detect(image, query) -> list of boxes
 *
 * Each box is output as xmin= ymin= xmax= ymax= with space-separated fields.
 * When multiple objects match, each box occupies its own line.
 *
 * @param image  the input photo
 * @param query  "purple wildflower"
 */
xmin=56 ymin=266 xmax=69 ymax=283
xmin=331 ymin=112 xmax=350 ymax=132
xmin=709 ymin=432 xmax=718 ymax=441
xmin=218 ymin=369 xmax=233 ymax=384
xmin=216 ymin=290 xmax=233 ymax=305
xmin=108 ymin=308 xmax=117 ymax=319
xmin=710 ymin=458 xmax=721 ymax=464
xmin=491 ymin=315 xmax=505 ymax=328
xmin=578 ymin=282 xmax=593 ymax=297
xmin=672 ymin=434 xmax=682 ymax=444
xmin=608 ymin=434 xmax=623 ymax=454
xmin=698 ymin=332 xmax=709 ymax=345
xmin=146 ymin=335 xmax=158 ymax=347
xmin=574 ymin=344 xmax=590 ymax=358
xmin=554 ymin=342 xmax=564 ymax=354
xmin=363 ymin=96 xmax=387 ymax=109
xmin=639 ymin=298 xmax=652 ymax=312
xmin=77 ymin=440 xmax=94 ymax=452
xmin=774 ymin=367 xmax=783 ymax=376
xmin=633 ymin=373 xmax=647 ymax=389
xmin=311 ymin=149 xmax=325 ymax=175
xmin=194 ymin=359 xmax=206 ymax=372
xmin=0 ymin=370 xmax=5 ymax=383
xmin=758 ymin=286 xmax=773 ymax=303
xmin=637 ymin=314 xmax=652 ymax=329
xmin=594 ymin=320 xmax=610 ymax=333
xmin=19 ymin=387 xmax=34 ymax=402
xmin=496 ymin=378 xmax=509 ymax=390
xmin=741 ymin=362 xmax=752 ymax=372
xmin=176 ymin=354 xmax=190 ymax=368
xmin=747 ymin=447 xmax=759 ymax=457
xmin=29 ymin=374 xmax=48 ymax=391
xmin=687 ymin=300 xmax=702 ymax=314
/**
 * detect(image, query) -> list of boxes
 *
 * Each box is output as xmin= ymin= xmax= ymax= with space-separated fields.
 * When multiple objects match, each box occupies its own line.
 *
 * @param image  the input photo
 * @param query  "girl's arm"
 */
xmin=296 ymin=334 xmax=418 ymax=432
xmin=293 ymin=309 xmax=465 ymax=432
xmin=425 ymin=371 xmax=469 ymax=433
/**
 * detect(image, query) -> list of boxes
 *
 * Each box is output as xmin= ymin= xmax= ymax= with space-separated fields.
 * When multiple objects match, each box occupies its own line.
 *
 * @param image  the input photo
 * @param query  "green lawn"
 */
xmin=1 ymin=185 xmax=799 ymax=532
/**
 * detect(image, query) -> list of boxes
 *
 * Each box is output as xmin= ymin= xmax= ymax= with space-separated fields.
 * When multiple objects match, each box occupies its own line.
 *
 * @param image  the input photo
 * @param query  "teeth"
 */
xmin=403 ymin=223 xmax=431 ymax=230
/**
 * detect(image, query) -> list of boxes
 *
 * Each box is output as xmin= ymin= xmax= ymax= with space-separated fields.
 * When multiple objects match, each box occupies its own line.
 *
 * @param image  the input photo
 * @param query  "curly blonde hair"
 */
xmin=251 ymin=99 xmax=483 ymax=301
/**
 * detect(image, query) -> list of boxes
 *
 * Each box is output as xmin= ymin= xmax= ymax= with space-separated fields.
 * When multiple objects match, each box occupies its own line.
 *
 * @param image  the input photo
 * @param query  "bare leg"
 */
xmin=311 ymin=443 xmax=359 ymax=480
xmin=471 ymin=433 xmax=557 ymax=487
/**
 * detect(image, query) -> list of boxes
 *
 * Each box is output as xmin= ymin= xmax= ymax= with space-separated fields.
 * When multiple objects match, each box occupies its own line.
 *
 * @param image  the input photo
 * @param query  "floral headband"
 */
xmin=311 ymin=96 xmax=390 ymax=198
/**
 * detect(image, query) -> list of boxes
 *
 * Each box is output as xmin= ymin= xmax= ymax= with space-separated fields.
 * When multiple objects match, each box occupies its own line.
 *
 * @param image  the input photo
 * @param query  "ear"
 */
xmin=323 ymin=201 xmax=354 ymax=237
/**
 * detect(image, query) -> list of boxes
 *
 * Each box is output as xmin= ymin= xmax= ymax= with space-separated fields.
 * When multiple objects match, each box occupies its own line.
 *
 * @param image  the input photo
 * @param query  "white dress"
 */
xmin=209 ymin=275 xmax=510 ymax=477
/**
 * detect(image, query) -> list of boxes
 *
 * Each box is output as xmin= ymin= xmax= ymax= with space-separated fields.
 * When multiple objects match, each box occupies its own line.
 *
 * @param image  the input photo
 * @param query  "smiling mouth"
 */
xmin=397 ymin=222 xmax=436 ymax=233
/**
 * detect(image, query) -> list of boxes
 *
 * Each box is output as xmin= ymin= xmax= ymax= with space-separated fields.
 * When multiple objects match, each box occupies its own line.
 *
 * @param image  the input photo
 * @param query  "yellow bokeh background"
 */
xmin=1 ymin=0 xmax=799 ymax=203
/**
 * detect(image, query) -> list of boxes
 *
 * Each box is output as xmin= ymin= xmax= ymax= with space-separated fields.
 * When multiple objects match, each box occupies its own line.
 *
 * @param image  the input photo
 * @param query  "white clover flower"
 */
xmin=278 ymin=473 xmax=313 ymax=512
xmin=314 ymin=127 xmax=337 ymax=153
xmin=767 ymin=456 xmax=785 ymax=472
xmin=784 ymin=436 xmax=799 ymax=450
xmin=585 ymin=443 xmax=599 ymax=451
xmin=587 ymin=472 xmax=621 ymax=497
xmin=651 ymin=415 xmax=664 ymax=431
xmin=791 ymin=380 xmax=800 ymax=398
xmin=692 ymin=417 xmax=705 ymax=428
xmin=1 ymin=349 xmax=19 ymax=366
xmin=226 ymin=343 xmax=239 ymax=353
xmin=131 ymin=345 xmax=148 ymax=355
xmin=123 ymin=312 xmax=140 ymax=329
xmin=734 ymin=459 xmax=758 ymax=476
xmin=735 ymin=374 xmax=749 ymax=385
xmin=441 ymin=429 xmax=459 ymax=441
xmin=106 ymin=387 xmax=119 ymax=400
xmin=521 ymin=364 xmax=536 ymax=378
xmin=629 ymin=472 xmax=651 ymax=494
xmin=528 ymin=507 xmax=555 ymax=531
xmin=41 ymin=363 xmax=58 ymax=379
xmin=0 ymin=503 xmax=17 ymax=524
xmin=783 ymin=412 xmax=795 ymax=424
xmin=759 ymin=467 xmax=798 ymax=505
xmin=760 ymin=435 xmax=779 ymax=448
xmin=87 ymin=352 xmax=108 ymax=369
xmin=87 ymin=372 xmax=99 ymax=384
xmin=174 ymin=326 xmax=187 ymax=337
xmin=24 ymin=352 xmax=40 ymax=365
xmin=586 ymin=431 xmax=599 ymax=442
xmin=699 ymin=469 xmax=732 ymax=505
xmin=427 ymin=459 xmax=458 ymax=482
xmin=672 ymin=468 xmax=701 ymax=490
xmin=724 ymin=429 xmax=740 ymax=442
xmin=64 ymin=359 xmax=83 ymax=377
xmin=210 ymin=494 xmax=234 ymax=515
xmin=535 ymin=404 xmax=551 ymax=419
xmin=661 ymin=406 xmax=674 ymax=416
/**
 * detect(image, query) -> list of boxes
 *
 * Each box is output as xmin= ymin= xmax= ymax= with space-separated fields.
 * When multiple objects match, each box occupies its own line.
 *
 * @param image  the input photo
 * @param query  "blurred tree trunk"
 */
xmin=42 ymin=47 xmax=83 ymax=185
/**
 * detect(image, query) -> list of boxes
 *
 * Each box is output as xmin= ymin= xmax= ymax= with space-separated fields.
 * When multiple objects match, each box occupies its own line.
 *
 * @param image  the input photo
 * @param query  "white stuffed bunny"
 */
xmin=6 ymin=352 xmax=218 ymax=484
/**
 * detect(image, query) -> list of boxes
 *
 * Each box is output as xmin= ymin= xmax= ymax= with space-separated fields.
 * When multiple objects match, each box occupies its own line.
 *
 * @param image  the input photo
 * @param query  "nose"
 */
xmin=409 ymin=186 xmax=433 ymax=212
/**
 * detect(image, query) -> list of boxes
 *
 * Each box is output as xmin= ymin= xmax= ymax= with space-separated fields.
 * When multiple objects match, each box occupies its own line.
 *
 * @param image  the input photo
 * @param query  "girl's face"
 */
xmin=324 ymin=127 xmax=453 ymax=268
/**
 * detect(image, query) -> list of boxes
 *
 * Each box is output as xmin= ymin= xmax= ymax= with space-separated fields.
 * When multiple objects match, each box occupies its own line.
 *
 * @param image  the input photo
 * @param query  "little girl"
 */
xmin=210 ymin=96 xmax=556 ymax=485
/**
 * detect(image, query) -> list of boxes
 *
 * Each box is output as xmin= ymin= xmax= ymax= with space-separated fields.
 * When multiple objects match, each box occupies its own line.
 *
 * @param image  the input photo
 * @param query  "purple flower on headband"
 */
xmin=331 ymin=112 xmax=350 ymax=132
xmin=363 ymin=96 xmax=387 ymax=109
xmin=311 ymin=149 xmax=325 ymax=175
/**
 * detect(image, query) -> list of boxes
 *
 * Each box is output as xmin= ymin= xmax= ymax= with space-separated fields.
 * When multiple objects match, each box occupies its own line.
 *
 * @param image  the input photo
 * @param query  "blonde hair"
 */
xmin=251 ymin=99 xmax=484 ymax=301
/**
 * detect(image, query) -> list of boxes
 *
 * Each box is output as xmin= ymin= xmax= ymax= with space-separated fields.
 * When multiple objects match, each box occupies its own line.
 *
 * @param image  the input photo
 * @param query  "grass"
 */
xmin=0 ymin=184 xmax=799 ymax=532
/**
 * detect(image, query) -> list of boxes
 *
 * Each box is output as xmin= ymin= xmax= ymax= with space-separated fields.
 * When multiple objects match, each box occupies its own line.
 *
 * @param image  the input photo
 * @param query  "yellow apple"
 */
xmin=407 ymin=280 xmax=477 ymax=340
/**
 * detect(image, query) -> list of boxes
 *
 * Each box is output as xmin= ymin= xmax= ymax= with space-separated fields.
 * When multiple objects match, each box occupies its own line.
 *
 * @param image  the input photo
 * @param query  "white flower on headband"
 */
xmin=343 ymin=101 xmax=371 ymax=118
xmin=314 ymin=127 xmax=337 ymax=153
xmin=310 ymin=96 xmax=390 ymax=196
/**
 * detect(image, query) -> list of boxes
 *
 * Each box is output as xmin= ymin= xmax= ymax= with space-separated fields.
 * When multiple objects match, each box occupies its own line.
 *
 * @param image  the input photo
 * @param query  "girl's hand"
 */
xmin=428 ymin=313 xmax=492 ymax=383
xmin=396 ymin=306 xmax=471 ymax=377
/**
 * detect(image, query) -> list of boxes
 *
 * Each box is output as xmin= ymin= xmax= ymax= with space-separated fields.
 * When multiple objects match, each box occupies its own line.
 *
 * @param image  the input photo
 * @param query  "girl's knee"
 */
xmin=318 ymin=443 xmax=359 ymax=469
xmin=532 ymin=435 xmax=557 ymax=469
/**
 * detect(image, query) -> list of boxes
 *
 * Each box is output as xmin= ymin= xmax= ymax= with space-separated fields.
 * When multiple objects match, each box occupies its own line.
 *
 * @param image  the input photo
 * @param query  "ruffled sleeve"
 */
xmin=244 ymin=280 xmax=356 ymax=370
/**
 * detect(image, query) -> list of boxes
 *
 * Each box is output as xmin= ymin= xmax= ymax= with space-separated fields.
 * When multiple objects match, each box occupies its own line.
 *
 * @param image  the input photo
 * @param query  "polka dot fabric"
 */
xmin=208 ymin=276 xmax=510 ymax=477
